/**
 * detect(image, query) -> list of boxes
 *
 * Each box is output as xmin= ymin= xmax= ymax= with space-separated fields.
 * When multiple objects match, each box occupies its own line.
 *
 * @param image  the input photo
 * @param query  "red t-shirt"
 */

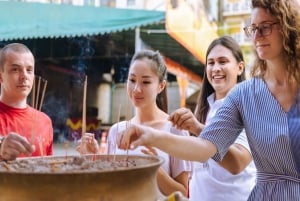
xmin=0 ymin=101 xmax=53 ymax=157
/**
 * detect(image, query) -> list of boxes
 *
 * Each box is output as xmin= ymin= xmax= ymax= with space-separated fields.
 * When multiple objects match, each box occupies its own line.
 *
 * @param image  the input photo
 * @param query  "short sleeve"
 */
xmin=200 ymin=86 xmax=244 ymax=161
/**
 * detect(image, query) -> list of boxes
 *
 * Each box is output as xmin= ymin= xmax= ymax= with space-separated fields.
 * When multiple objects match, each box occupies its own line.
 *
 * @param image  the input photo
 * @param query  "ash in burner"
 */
xmin=0 ymin=155 xmax=138 ymax=173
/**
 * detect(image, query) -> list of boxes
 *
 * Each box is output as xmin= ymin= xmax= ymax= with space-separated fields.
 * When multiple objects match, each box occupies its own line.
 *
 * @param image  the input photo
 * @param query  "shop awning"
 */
xmin=0 ymin=1 xmax=165 ymax=41
xmin=0 ymin=1 xmax=204 ymax=89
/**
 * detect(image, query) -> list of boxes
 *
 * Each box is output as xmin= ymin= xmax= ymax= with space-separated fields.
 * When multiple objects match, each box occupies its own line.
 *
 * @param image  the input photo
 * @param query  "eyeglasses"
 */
xmin=243 ymin=22 xmax=279 ymax=38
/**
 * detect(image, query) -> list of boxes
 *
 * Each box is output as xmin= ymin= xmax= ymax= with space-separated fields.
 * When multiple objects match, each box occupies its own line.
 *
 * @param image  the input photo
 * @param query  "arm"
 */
xmin=200 ymin=86 xmax=251 ymax=166
xmin=218 ymin=143 xmax=252 ymax=175
xmin=169 ymin=108 xmax=204 ymax=136
xmin=119 ymin=124 xmax=217 ymax=162
xmin=141 ymin=146 xmax=189 ymax=196
xmin=169 ymin=107 xmax=252 ymax=174
xmin=156 ymin=168 xmax=189 ymax=196
xmin=216 ymin=129 xmax=253 ymax=174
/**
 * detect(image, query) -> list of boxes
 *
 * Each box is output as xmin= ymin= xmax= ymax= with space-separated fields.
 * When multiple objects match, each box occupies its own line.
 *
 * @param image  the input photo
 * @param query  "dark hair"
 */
xmin=0 ymin=43 xmax=33 ymax=71
xmin=194 ymin=36 xmax=246 ymax=124
xmin=129 ymin=49 xmax=168 ymax=113
xmin=250 ymin=0 xmax=300 ymax=84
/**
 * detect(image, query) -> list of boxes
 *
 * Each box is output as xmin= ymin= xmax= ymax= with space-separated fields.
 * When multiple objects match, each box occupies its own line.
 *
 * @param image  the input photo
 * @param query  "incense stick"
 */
xmin=32 ymin=76 xmax=47 ymax=110
xmin=38 ymin=79 xmax=48 ymax=111
xmin=82 ymin=76 xmax=87 ymax=137
xmin=112 ymin=103 xmax=122 ymax=162
xmin=125 ymin=89 xmax=131 ymax=166
xmin=35 ymin=76 xmax=41 ymax=109
xmin=30 ymin=110 xmax=37 ymax=157
xmin=38 ymin=136 xmax=44 ymax=158
xmin=64 ymin=141 xmax=69 ymax=160
xmin=31 ymin=76 xmax=36 ymax=108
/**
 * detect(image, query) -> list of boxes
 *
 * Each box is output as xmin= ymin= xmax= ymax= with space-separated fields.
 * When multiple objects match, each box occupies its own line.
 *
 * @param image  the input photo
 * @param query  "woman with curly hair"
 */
xmin=118 ymin=0 xmax=300 ymax=200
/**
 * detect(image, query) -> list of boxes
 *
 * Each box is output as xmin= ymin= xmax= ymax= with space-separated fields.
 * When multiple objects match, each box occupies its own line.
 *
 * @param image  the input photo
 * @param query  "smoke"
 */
xmin=42 ymin=92 xmax=68 ymax=125
xmin=70 ymin=37 xmax=94 ymax=71
xmin=42 ymin=91 xmax=69 ymax=143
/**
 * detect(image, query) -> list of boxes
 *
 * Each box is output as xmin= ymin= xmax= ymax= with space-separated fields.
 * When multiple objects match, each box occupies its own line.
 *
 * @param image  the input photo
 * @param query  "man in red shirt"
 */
xmin=0 ymin=43 xmax=53 ymax=161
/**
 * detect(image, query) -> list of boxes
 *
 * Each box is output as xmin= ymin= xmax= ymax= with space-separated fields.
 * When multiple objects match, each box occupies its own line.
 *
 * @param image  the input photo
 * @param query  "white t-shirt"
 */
xmin=107 ymin=121 xmax=191 ymax=178
xmin=189 ymin=93 xmax=256 ymax=201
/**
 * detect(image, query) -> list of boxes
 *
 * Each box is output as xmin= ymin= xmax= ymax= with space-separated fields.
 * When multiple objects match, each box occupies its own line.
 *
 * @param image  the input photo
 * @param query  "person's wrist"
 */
xmin=195 ymin=123 xmax=204 ymax=136
xmin=189 ymin=126 xmax=202 ymax=137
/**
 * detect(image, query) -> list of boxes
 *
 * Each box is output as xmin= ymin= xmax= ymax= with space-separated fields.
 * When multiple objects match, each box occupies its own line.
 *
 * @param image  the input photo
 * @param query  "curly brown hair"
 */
xmin=250 ymin=0 xmax=300 ymax=84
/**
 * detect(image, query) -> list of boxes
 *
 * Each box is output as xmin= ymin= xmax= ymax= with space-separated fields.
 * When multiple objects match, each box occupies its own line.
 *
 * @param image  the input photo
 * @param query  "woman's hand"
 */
xmin=117 ymin=124 xmax=157 ymax=150
xmin=169 ymin=107 xmax=204 ymax=135
xmin=76 ymin=133 xmax=99 ymax=154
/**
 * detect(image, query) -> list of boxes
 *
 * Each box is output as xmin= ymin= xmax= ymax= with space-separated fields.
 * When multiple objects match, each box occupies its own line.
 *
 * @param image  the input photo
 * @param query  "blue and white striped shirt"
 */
xmin=201 ymin=77 xmax=300 ymax=201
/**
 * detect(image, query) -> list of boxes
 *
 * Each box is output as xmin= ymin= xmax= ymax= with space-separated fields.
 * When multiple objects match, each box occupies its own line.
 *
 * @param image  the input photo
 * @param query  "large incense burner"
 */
xmin=0 ymin=154 xmax=163 ymax=201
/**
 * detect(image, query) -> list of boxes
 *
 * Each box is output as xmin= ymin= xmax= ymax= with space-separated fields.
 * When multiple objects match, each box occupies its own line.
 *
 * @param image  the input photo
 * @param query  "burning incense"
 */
xmin=31 ymin=76 xmax=36 ymax=108
xmin=38 ymin=136 xmax=44 ymax=158
xmin=112 ymin=103 xmax=122 ymax=162
xmin=30 ymin=110 xmax=37 ymax=154
xmin=125 ymin=120 xmax=131 ymax=167
xmin=64 ymin=141 xmax=69 ymax=160
xmin=38 ymin=79 xmax=48 ymax=111
xmin=31 ymin=76 xmax=47 ymax=110
xmin=82 ymin=76 xmax=87 ymax=137
xmin=35 ymin=76 xmax=41 ymax=109
xmin=125 ymin=91 xmax=131 ymax=166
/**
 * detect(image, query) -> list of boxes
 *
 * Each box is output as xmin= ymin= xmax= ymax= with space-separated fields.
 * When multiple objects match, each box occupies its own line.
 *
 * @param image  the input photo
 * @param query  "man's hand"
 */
xmin=0 ymin=132 xmax=35 ymax=161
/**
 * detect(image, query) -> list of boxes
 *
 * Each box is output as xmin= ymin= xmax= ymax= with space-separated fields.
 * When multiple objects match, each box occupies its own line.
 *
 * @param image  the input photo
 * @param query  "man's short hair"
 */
xmin=0 ymin=43 xmax=33 ymax=71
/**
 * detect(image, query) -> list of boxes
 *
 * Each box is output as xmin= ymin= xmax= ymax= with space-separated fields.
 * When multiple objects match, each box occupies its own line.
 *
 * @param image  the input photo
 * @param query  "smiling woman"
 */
xmin=168 ymin=36 xmax=256 ymax=201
